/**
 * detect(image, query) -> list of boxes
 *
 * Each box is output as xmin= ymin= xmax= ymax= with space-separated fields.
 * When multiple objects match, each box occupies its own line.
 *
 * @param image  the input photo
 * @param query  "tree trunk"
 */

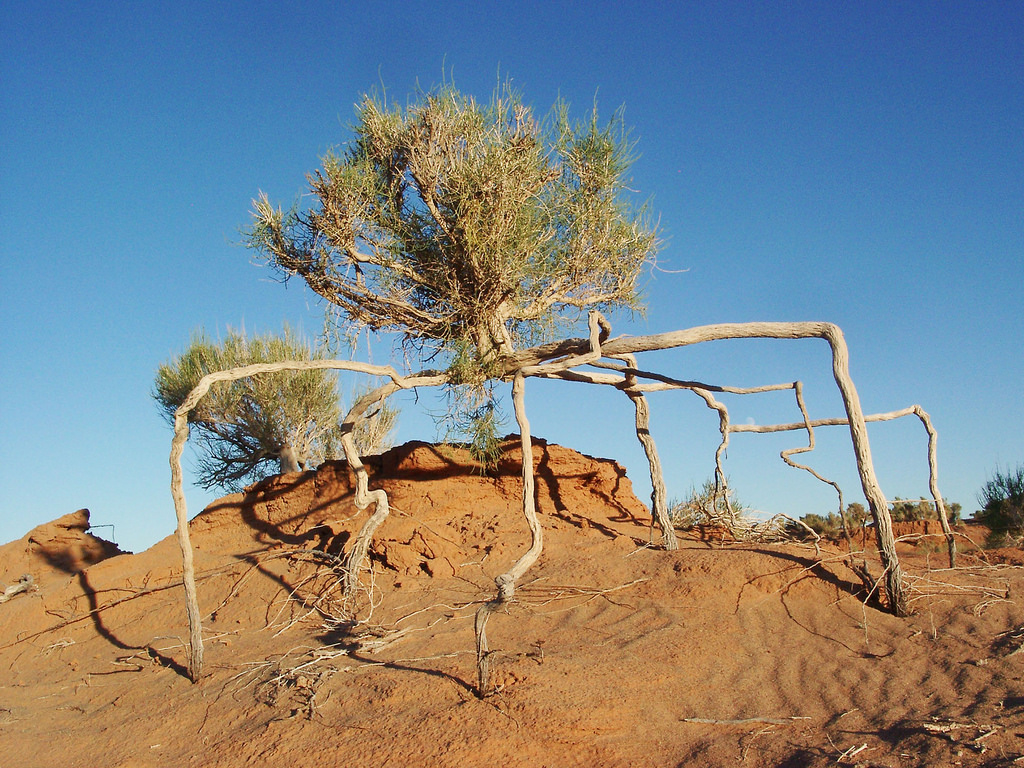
xmin=821 ymin=325 xmax=908 ymax=615
xmin=170 ymin=416 xmax=204 ymax=682
xmin=627 ymin=390 xmax=677 ymax=549
xmin=476 ymin=372 xmax=544 ymax=695
xmin=278 ymin=444 xmax=301 ymax=474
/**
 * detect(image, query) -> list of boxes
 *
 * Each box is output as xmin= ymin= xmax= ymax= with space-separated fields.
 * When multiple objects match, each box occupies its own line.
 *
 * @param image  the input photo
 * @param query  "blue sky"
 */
xmin=2 ymin=1 xmax=1021 ymax=552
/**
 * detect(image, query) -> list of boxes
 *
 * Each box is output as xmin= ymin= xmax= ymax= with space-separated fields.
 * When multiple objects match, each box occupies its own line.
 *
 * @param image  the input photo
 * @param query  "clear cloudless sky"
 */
xmin=2 ymin=1 xmax=1021 ymax=552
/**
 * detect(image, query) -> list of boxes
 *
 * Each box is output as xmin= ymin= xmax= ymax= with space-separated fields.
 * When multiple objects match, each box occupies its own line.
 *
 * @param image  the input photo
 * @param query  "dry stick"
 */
xmin=730 ymin=404 xmax=955 ymax=568
xmin=546 ymin=369 xmax=805 ymax=542
xmin=780 ymin=382 xmax=848 ymax=535
xmin=539 ymin=320 xmax=907 ymax=614
xmin=170 ymin=360 xmax=445 ymax=682
xmin=612 ymin=349 xmax=676 ymax=549
xmin=682 ymin=716 xmax=810 ymax=726
xmin=475 ymin=371 xmax=543 ymax=695
xmin=544 ymin=367 xmax=788 ymax=540
xmin=547 ymin=370 xmax=820 ymax=545
xmin=688 ymin=386 xmax=745 ymax=531
xmin=0 ymin=575 xmax=34 ymax=604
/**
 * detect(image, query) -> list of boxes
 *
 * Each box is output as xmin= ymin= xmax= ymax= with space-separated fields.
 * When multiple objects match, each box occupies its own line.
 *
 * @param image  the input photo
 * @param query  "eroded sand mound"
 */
xmin=0 ymin=509 xmax=125 ymax=589
xmin=2 ymin=439 xmax=1024 ymax=767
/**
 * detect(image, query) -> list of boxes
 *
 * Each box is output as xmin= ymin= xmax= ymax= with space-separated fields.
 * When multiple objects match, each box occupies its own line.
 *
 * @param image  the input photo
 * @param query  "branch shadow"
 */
xmin=76 ymin=571 xmax=190 ymax=678
xmin=205 ymin=441 xmax=477 ymax=550
xmin=343 ymin=650 xmax=477 ymax=697
xmin=533 ymin=441 xmax=647 ymax=540
xmin=740 ymin=546 xmax=878 ymax=606
xmin=729 ymin=546 xmax=894 ymax=658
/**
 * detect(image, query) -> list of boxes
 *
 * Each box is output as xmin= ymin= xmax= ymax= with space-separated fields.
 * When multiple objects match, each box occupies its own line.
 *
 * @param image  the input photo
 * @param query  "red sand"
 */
xmin=2 ymin=439 xmax=1023 ymax=767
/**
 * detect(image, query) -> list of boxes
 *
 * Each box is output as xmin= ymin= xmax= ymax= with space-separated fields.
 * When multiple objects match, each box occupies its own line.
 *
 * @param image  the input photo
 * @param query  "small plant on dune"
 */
xmin=669 ymin=476 xmax=746 ymax=532
xmin=974 ymin=464 xmax=1024 ymax=546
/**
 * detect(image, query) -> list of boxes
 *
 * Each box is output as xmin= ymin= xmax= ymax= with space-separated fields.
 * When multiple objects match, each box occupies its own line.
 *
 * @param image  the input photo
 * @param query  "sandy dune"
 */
xmin=2 ymin=439 xmax=1022 ymax=767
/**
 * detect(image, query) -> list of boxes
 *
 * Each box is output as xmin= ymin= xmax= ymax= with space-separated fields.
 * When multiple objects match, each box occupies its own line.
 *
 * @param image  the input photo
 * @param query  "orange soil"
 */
xmin=2 ymin=439 xmax=1023 ymax=767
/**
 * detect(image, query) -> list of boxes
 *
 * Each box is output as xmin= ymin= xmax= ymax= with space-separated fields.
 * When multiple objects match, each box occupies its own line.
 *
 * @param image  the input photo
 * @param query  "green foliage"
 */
xmin=245 ymin=81 xmax=659 ymax=468
xmin=790 ymin=498 xmax=961 ymax=540
xmin=845 ymin=501 xmax=870 ymax=527
xmin=974 ymin=464 xmax=1024 ymax=545
xmin=246 ymin=81 xmax=657 ymax=374
xmin=789 ymin=503 xmax=867 ymax=539
xmin=438 ymin=378 xmax=505 ymax=471
xmin=889 ymin=497 xmax=961 ymax=523
xmin=794 ymin=513 xmax=844 ymax=539
xmin=154 ymin=326 xmax=396 ymax=492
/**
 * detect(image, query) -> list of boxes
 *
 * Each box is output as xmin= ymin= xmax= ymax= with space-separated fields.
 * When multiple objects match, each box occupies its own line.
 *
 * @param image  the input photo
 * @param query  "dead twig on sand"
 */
xmin=681 ymin=716 xmax=811 ymax=726
xmin=0 ymin=574 xmax=35 ymax=604
xmin=920 ymin=720 xmax=1000 ymax=754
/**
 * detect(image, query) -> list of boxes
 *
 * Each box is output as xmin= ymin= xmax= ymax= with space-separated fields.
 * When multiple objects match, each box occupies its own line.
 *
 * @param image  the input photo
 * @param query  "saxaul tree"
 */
xmin=169 ymin=83 xmax=945 ymax=686
xmin=156 ymin=327 xmax=396 ymax=491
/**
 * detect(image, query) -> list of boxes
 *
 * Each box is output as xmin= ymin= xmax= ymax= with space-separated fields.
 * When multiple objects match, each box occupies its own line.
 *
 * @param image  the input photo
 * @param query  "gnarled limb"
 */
xmin=498 ymin=372 xmax=544 ymax=598
xmin=475 ymin=371 xmax=543 ymax=695
xmin=610 ymin=349 xmax=676 ymax=549
xmin=626 ymin=389 xmax=676 ymax=549
xmin=732 ymin=404 xmax=954 ymax=568
xmin=337 ymin=374 xmax=447 ymax=606
xmin=170 ymin=360 xmax=444 ymax=681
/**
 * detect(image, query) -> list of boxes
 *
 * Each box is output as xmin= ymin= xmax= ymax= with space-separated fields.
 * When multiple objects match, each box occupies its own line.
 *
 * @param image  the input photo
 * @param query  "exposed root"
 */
xmin=169 ymin=313 xmax=932 ymax=681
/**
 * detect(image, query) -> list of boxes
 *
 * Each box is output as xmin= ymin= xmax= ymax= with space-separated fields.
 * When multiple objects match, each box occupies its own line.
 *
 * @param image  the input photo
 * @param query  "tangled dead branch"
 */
xmin=170 ymin=314 xmax=940 ymax=682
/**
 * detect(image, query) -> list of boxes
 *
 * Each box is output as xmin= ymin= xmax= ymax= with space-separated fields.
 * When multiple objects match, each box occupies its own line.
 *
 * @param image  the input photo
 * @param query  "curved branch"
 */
xmin=497 ymin=372 xmax=544 ymax=598
xmin=475 ymin=371 xmax=544 ymax=695
xmin=170 ymin=360 xmax=445 ymax=681
xmin=338 ymin=373 xmax=447 ymax=602
xmin=731 ymin=404 xmax=954 ymax=567
xmin=518 ymin=320 xmax=908 ymax=615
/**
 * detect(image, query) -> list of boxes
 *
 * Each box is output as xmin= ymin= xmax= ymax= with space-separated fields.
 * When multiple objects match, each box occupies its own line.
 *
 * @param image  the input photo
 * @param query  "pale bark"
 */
xmin=0 ymin=574 xmax=34 ymax=604
xmin=820 ymin=324 xmax=907 ymax=615
xmin=278 ymin=444 xmax=301 ymax=474
xmin=525 ymin=319 xmax=910 ymax=614
xmin=497 ymin=373 xmax=544 ymax=598
xmin=336 ymin=372 xmax=446 ymax=602
xmin=476 ymin=372 xmax=543 ymax=694
xmin=731 ymin=403 xmax=954 ymax=567
xmin=627 ymin=390 xmax=676 ymax=549
xmin=170 ymin=407 xmax=205 ymax=682
xmin=170 ymin=359 xmax=444 ymax=680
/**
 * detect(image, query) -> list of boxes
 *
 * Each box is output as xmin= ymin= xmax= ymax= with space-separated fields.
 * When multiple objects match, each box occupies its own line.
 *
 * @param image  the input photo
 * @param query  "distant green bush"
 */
xmin=789 ymin=498 xmax=960 ymax=541
xmin=974 ymin=464 xmax=1024 ymax=546
xmin=789 ymin=503 xmax=867 ymax=540
xmin=889 ymin=497 xmax=962 ymax=523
